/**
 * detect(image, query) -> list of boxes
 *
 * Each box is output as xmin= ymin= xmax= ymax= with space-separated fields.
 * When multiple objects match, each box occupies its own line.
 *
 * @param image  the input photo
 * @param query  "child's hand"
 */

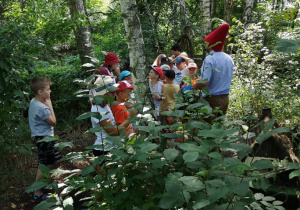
xmin=44 ymin=98 xmax=53 ymax=108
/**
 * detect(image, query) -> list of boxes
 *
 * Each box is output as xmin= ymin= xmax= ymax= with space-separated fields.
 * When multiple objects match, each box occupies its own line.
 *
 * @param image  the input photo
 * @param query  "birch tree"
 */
xmin=119 ymin=0 xmax=147 ymax=82
xmin=200 ymin=0 xmax=211 ymax=36
xmin=224 ymin=0 xmax=234 ymax=25
xmin=68 ymin=0 xmax=95 ymax=67
xmin=243 ymin=0 xmax=255 ymax=25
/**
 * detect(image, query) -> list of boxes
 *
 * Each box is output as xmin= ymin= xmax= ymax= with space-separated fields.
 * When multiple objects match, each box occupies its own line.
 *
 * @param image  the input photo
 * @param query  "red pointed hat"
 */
xmin=204 ymin=24 xmax=230 ymax=52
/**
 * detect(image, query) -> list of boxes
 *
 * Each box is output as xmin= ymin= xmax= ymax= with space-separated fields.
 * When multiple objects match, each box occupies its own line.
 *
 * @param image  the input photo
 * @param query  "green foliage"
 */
xmin=29 ymin=82 xmax=293 ymax=209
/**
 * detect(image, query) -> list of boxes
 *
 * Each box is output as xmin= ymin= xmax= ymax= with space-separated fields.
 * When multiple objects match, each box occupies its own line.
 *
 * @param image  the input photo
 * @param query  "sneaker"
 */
xmin=31 ymin=193 xmax=48 ymax=203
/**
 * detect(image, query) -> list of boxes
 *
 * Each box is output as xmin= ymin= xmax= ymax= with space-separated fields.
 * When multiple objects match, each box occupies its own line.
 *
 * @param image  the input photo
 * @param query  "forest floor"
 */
xmin=0 ymin=125 xmax=95 ymax=210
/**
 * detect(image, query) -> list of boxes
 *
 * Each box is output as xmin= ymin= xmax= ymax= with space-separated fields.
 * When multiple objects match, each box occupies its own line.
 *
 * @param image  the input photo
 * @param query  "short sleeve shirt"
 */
xmin=29 ymin=98 xmax=54 ymax=137
xmin=91 ymin=105 xmax=116 ymax=151
xmin=201 ymin=51 xmax=234 ymax=96
xmin=111 ymin=103 xmax=131 ymax=131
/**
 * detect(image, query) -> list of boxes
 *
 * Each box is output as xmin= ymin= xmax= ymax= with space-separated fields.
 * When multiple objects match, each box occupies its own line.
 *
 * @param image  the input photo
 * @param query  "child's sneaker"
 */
xmin=31 ymin=193 xmax=48 ymax=203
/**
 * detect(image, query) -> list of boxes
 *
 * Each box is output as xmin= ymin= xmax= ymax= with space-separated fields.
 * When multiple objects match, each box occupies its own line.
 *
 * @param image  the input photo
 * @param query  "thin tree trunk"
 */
xmin=200 ymin=0 xmax=211 ymax=36
xmin=180 ymin=0 xmax=188 ymax=27
xmin=68 ymin=0 xmax=95 ymax=68
xmin=223 ymin=0 xmax=234 ymax=25
xmin=210 ymin=0 xmax=218 ymax=18
xmin=119 ymin=0 xmax=146 ymax=81
xmin=243 ymin=0 xmax=255 ymax=25
xmin=119 ymin=0 xmax=155 ymax=116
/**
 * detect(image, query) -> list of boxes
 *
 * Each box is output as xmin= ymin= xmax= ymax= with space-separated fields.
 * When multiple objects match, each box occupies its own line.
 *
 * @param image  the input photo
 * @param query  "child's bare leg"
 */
xmin=34 ymin=168 xmax=43 ymax=196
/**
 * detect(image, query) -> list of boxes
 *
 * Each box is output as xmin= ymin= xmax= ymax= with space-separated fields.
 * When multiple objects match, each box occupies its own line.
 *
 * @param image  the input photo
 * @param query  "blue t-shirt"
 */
xmin=201 ymin=51 xmax=234 ymax=96
xmin=29 ymin=98 xmax=54 ymax=137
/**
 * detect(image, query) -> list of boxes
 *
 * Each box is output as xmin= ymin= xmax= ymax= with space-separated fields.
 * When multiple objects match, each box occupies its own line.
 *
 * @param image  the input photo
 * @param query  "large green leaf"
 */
xmin=158 ymin=193 xmax=185 ymax=209
xmin=163 ymin=149 xmax=179 ymax=162
xmin=26 ymin=181 xmax=48 ymax=192
xmin=179 ymin=176 xmax=205 ymax=192
xmin=33 ymin=197 xmax=58 ymax=210
xmin=289 ymin=169 xmax=300 ymax=179
xmin=274 ymin=39 xmax=300 ymax=53
xmin=193 ymin=199 xmax=210 ymax=209
xmin=81 ymin=165 xmax=95 ymax=176
xmin=251 ymin=159 xmax=273 ymax=170
xmin=139 ymin=142 xmax=159 ymax=153
xmin=183 ymin=151 xmax=199 ymax=163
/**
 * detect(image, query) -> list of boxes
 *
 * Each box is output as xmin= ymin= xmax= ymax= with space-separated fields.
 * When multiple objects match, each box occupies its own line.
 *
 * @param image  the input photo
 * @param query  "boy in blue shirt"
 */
xmin=28 ymin=77 xmax=62 ymax=202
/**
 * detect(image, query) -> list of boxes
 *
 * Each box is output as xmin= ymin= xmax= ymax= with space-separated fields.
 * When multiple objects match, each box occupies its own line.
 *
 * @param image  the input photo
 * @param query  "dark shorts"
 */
xmin=33 ymin=136 xmax=62 ymax=166
xmin=93 ymin=149 xmax=108 ymax=157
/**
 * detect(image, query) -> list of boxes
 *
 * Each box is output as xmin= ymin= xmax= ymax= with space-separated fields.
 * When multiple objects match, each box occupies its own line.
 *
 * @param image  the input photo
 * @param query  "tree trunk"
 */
xmin=119 ymin=0 xmax=147 ymax=82
xmin=68 ymin=0 xmax=95 ymax=68
xmin=179 ymin=26 xmax=195 ymax=58
xmin=210 ymin=0 xmax=218 ymax=18
xmin=243 ymin=0 xmax=255 ymax=25
xmin=200 ymin=0 xmax=211 ymax=36
xmin=180 ymin=0 xmax=188 ymax=27
xmin=223 ymin=0 xmax=234 ymax=25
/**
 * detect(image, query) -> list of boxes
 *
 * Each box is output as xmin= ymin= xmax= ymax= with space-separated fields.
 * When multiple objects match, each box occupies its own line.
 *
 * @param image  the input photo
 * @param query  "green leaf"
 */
xmin=208 ymin=152 xmax=222 ymax=160
xmin=230 ymin=143 xmax=252 ymax=159
xmin=39 ymin=164 xmax=50 ymax=178
xmin=88 ymin=127 xmax=102 ymax=133
xmin=251 ymin=159 xmax=273 ymax=170
xmin=289 ymin=169 xmax=300 ymax=179
xmin=272 ymin=200 xmax=283 ymax=206
xmin=37 ymin=136 xmax=58 ymax=143
xmin=262 ymin=196 xmax=275 ymax=201
xmin=139 ymin=142 xmax=159 ymax=153
xmin=163 ymin=149 xmax=179 ymax=162
xmin=275 ymin=39 xmax=300 ymax=53
xmin=55 ymin=142 xmax=74 ymax=149
xmin=193 ymin=199 xmax=210 ymax=209
xmin=158 ymin=193 xmax=184 ymax=209
xmin=161 ymin=133 xmax=183 ymax=139
xmin=263 ymin=119 xmax=275 ymax=133
xmin=76 ymin=112 xmax=100 ymax=120
xmin=179 ymin=176 xmax=205 ymax=192
xmin=81 ymin=165 xmax=95 ymax=176
xmin=110 ymin=149 xmax=129 ymax=159
xmin=177 ymin=143 xmax=207 ymax=153
xmin=33 ymin=197 xmax=58 ymax=210
xmin=183 ymin=151 xmax=199 ymax=163
xmin=26 ymin=181 xmax=48 ymax=192
xmin=189 ymin=121 xmax=210 ymax=130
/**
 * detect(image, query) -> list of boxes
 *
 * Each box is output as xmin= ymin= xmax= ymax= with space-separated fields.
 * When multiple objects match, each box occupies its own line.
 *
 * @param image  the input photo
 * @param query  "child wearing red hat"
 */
xmin=193 ymin=23 xmax=234 ymax=118
xmin=149 ymin=66 xmax=165 ymax=115
xmin=111 ymin=81 xmax=137 ymax=132
xmin=98 ymin=53 xmax=121 ymax=83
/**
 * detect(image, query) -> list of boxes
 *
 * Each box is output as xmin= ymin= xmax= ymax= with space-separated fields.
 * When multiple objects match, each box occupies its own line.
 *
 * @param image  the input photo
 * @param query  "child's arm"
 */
xmin=161 ymin=84 xmax=165 ymax=100
xmin=44 ymin=98 xmax=56 ymax=126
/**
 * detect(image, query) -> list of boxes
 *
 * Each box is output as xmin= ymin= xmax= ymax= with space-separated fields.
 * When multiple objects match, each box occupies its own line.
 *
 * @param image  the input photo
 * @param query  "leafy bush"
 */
xmin=28 ymin=83 xmax=292 ymax=209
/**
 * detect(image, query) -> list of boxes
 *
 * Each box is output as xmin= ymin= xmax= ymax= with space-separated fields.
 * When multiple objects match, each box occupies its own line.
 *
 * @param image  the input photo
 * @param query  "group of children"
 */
xmin=28 ymin=45 xmax=198 ymax=203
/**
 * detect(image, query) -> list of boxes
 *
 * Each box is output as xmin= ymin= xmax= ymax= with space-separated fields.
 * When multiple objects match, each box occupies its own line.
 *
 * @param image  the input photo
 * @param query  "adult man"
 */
xmin=193 ymin=24 xmax=234 ymax=116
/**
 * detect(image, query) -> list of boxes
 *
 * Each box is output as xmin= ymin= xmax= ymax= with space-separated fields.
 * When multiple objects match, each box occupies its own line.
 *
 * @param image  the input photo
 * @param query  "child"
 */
xmin=181 ymin=62 xmax=200 ymax=92
xmin=160 ymin=64 xmax=171 ymax=84
xmin=149 ymin=66 xmax=164 ymax=115
xmin=118 ymin=70 xmax=135 ymax=109
xmin=28 ymin=77 xmax=62 ymax=202
xmin=111 ymin=80 xmax=136 ymax=132
xmin=159 ymin=70 xmax=180 ymax=119
xmin=152 ymin=54 xmax=167 ymax=67
xmin=173 ymin=57 xmax=188 ymax=85
xmin=91 ymin=76 xmax=133 ymax=156
xmin=98 ymin=52 xmax=121 ymax=82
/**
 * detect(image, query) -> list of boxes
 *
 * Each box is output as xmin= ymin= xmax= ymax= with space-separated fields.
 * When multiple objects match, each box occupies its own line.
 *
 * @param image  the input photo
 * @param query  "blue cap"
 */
xmin=175 ymin=57 xmax=186 ymax=64
xmin=119 ymin=70 xmax=131 ymax=81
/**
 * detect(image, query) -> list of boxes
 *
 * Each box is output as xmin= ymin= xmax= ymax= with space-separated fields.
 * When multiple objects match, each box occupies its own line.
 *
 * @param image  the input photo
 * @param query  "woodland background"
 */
xmin=0 ymin=0 xmax=300 ymax=209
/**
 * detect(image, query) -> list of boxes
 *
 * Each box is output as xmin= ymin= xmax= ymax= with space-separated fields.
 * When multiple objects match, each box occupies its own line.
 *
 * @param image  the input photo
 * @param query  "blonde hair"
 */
xmin=30 ymin=77 xmax=52 ymax=95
